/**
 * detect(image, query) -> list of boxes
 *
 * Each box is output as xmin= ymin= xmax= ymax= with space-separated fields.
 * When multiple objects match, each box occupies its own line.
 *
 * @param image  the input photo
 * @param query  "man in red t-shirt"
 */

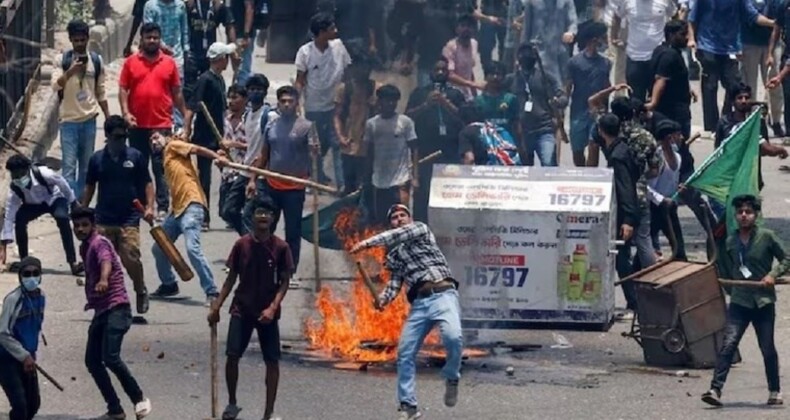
xmin=119 ymin=22 xmax=187 ymax=221
xmin=208 ymin=196 xmax=293 ymax=420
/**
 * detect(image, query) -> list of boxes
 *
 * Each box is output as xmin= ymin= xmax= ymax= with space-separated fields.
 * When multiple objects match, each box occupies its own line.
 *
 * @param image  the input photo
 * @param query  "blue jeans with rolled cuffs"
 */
xmin=60 ymin=116 xmax=97 ymax=196
xmin=152 ymin=203 xmax=218 ymax=296
xmin=397 ymin=289 xmax=463 ymax=407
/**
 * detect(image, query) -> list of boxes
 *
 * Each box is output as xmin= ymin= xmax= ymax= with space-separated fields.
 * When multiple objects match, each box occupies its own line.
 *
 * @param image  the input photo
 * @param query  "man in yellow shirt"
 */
xmin=148 ymin=133 xmax=227 ymax=306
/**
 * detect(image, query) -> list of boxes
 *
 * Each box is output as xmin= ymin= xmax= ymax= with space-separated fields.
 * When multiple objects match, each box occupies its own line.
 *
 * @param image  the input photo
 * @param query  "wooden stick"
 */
xmin=210 ymin=322 xmax=218 ymax=418
xmin=719 ymin=278 xmax=789 ymax=288
xmin=312 ymin=150 xmax=321 ymax=292
xmin=356 ymin=261 xmax=379 ymax=301
xmin=685 ymin=132 xmax=702 ymax=146
xmin=36 ymin=364 xmax=64 ymax=392
xmin=223 ymin=162 xmax=337 ymax=193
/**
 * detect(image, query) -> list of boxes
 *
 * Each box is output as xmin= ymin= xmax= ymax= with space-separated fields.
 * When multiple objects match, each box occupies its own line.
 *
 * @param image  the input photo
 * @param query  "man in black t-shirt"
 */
xmin=185 ymin=0 xmax=235 ymax=101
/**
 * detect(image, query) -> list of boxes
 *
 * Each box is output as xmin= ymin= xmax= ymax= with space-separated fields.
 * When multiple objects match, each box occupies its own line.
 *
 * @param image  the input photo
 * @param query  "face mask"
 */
xmin=21 ymin=276 xmax=41 ymax=292
xmin=249 ymin=92 xmax=264 ymax=105
xmin=12 ymin=175 xmax=30 ymax=189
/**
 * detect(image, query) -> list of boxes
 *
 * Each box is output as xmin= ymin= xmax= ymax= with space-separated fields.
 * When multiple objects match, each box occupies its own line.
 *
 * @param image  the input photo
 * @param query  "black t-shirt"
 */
xmin=651 ymin=43 xmax=691 ymax=121
xmin=189 ymin=70 xmax=227 ymax=147
xmin=227 ymin=234 xmax=294 ymax=319
xmin=187 ymin=0 xmax=234 ymax=60
xmin=86 ymin=146 xmax=151 ymax=227
xmin=458 ymin=124 xmax=487 ymax=164
xmin=406 ymin=84 xmax=467 ymax=159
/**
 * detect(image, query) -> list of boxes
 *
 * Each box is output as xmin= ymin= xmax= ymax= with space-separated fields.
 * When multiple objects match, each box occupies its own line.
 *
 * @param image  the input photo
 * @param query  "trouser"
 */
xmin=478 ymin=20 xmax=506 ymax=68
xmin=711 ymin=303 xmax=780 ymax=393
xmin=779 ymin=57 xmax=790 ymax=131
xmin=697 ymin=50 xmax=741 ymax=132
xmin=535 ymin=46 xmax=568 ymax=84
xmin=741 ymin=44 xmax=783 ymax=124
xmin=152 ymin=203 xmax=218 ymax=296
xmin=85 ymin=304 xmax=145 ymax=415
xmin=0 ymin=357 xmax=40 ymax=420
xmin=523 ymin=130 xmax=557 ymax=167
xmin=341 ymin=154 xmax=366 ymax=196
xmin=236 ymin=35 xmax=255 ymax=87
xmin=60 ymin=116 xmax=97 ymax=196
xmin=649 ymin=202 xmax=686 ymax=260
xmin=626 ymin=57 xmax=653 ymax=101
xmin=15 ymin=198 xmax=77 ymax=264
xmin=397 ymin=289 xmax=463 ymax=408
xmin=219 ymin=175 xmax=248 ymax=236
xmin=244 ymin=180 xmax=306 ymax=268
xmin=412 ymin=162 xmax=436 ymax=223
xmin=305 ymin=110 xmax=343 ymax=191
xmin=631 ymin=208 xmax=657 ymax=272
xmin=616 ymin=237 xmax=637 ymax=311
xmin=129 ymin=128 xmax=170 ymax=213
xmin=197 ymin=152 xmax=217 ymax=225
xmin=97 ymin=225 xmax=145 ymax=294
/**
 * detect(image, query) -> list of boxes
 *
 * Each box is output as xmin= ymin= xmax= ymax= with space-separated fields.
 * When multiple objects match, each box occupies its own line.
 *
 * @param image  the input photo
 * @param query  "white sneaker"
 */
xmin=397 ymin=404 xmax=421 ymax=420
xmin=135 ymin=398 xmax=152 ymax=418
xmin=768 ymin=391 xmax=783 ymax=405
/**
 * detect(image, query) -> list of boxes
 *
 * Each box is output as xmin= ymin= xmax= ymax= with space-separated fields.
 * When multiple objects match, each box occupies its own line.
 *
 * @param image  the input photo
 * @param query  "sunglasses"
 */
xmin=21 ymin=270 xmax=40 ymax=277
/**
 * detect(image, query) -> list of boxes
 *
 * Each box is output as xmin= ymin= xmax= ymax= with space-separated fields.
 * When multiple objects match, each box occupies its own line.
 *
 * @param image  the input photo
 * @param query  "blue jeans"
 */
xmin=236 ymin=38 xmax=255 ymax=87
xmin=569 ymin=114 xmax=595 ymax=153
xmin=524 ymin=130 xmax=557 ymax=166
xmin=60 ymin=117 xmax=97 ymax=196
xmin=243 ymin=179 xmax=305 ymax=268
xmin=305 ymin=110 xmax=343 ymax=190
xmin=152 ymin=203 xmax=217 ymax=296
xmin=397 ymin=289 xmax=463 ymax=407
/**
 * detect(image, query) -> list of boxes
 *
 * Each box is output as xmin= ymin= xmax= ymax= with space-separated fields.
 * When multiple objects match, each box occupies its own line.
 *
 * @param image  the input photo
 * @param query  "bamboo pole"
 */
xmin=224 ymin=162 xmax=337 ymax=193
xmin=209 ymin=322 xmax=218 ymax=418
xmin=312 ymin=148 xmax=321 ymax=292
xmin=36 ymin=364 xmax=64 ymax=392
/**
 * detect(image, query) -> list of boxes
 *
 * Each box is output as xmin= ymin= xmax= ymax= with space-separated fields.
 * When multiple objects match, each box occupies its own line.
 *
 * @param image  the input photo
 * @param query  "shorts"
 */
xmin=570 ymin=113 xmax=596 ymax=153
xmin=225 ymin=315 xmax=281 ymax=362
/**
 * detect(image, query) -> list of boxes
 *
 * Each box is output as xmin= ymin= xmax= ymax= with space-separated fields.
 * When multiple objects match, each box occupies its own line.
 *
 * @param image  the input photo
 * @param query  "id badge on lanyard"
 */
xmin=738 ymin=240 xmax=753 ymax=279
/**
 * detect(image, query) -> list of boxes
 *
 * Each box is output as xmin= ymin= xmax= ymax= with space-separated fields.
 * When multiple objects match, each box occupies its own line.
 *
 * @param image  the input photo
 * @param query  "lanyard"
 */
xmin=738 ymin=236 xmax=752 ymax=268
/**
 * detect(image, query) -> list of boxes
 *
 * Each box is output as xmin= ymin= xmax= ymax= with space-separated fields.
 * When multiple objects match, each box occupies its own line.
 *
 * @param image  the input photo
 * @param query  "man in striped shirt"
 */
xmin=351 ymin=204 xmax=462 ymax=420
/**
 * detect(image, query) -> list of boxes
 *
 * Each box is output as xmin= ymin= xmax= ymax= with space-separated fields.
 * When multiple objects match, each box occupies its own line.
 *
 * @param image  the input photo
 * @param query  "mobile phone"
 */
xmin=76 ymin=55 xmax=88 ymax=64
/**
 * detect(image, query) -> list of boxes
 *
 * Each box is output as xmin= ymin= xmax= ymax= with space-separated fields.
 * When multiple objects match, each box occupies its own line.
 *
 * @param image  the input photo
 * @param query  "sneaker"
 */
xmin=150 ymin=284 xmax=179 ymax=298
xmin=768 ymin=391 xmax=783 ymax=405
xmin=134 ymin=398 xmax=152 ymax=418
xmin=262 ymin=414 xmax=282 ymax=420
xmin=397 ymin=403 xmax=422 ymax=420
xmin=71 ymin=261 xmax=85 ymax=276
xmin=444 ymin=379 xmax=459 ymax=407
xmin=136 ymin=290 xmax=150 ymax=314
xmin=222 ymin=404 xmax=242 ymax=420
xmin=89 ymin=413 xmax=126 ymax=420
xmin=202 ymin=222 xmax=210 ymax=232
xmin=156 ymin=211 xmax=167 ymax=223
xmin=701 ymin=389 xmax=722 ymax=407
xmin=206 ymin=294 xmax=219 ymax=308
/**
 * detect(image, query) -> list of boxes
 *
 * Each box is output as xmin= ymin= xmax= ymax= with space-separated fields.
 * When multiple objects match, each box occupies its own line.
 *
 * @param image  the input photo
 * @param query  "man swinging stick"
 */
xmin=351 ymin=204 xmax=462 ymax=420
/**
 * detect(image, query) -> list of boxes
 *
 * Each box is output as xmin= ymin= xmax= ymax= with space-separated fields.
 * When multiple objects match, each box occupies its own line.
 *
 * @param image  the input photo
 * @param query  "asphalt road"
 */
xmin=4 ymin=47 xmax=790 ymax=420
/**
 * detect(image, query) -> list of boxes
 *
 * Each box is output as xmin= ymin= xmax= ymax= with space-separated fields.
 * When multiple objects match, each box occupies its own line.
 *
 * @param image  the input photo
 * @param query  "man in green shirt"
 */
xmin=702 ymin=194 xmax=790 ymax=407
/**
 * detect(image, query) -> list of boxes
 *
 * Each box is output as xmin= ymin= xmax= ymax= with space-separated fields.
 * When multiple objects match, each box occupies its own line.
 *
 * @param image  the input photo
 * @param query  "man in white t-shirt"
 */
xmin=364 ymin=85 xmax=419 ymax=225
xmin=608 ymin=0 xmax=676 ymax=101
xmin=295 ymin=12 xmax=352 ymax=193
xmin=647 ymin=119 xmax=685 ymax=261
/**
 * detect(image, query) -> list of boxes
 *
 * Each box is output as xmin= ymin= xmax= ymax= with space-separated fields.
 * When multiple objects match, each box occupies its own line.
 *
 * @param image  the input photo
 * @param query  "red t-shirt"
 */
xmin=119 ymin=52 xmax=180 ymax=129
xmin=226 ymin=234 xmax=294 ymax=319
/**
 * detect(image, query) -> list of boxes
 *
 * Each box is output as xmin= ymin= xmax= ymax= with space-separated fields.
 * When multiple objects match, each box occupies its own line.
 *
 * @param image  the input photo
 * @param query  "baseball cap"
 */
xmin=207 ymin=42 xmax=236 ymax=60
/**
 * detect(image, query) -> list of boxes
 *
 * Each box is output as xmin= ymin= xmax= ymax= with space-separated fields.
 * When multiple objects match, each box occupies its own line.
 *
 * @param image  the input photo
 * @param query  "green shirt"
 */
xmin=718 ymin=227 xmax=790 ymax=309
xmin=474 ymin=92 xmax=519 ymax=129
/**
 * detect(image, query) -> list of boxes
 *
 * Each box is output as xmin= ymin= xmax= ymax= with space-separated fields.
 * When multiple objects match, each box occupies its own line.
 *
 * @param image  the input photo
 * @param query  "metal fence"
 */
xmin=0 ymin=0 xmax=42 ymax=138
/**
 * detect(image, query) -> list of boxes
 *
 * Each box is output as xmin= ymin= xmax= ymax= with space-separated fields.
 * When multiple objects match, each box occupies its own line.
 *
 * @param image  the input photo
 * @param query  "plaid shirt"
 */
xmin=360 ymin=222 xmax=454 ymax=306
xmin=144 ymin=0 xmax=190 ymax=63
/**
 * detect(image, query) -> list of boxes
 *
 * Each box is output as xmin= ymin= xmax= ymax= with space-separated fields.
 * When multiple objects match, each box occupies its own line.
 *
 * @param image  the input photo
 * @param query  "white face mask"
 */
xmin=12 ymin=174 xmax=30 ymax=189
xmin=21 ymin=276 xmax=41 ymax=292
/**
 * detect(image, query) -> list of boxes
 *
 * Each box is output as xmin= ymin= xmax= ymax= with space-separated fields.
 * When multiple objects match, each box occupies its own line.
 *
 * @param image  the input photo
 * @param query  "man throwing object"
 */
xmin=350 ymin=204 xmax=462 ymax=420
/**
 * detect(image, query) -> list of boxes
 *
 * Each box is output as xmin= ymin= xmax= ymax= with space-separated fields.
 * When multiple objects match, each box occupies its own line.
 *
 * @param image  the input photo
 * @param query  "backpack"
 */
xmin=474 ymin=122 xmax=521 ymax=166
xmin=58 ymin=50 xmax=102 ymax=101
xmin=10 ymin=164 xmax=53 ymax=203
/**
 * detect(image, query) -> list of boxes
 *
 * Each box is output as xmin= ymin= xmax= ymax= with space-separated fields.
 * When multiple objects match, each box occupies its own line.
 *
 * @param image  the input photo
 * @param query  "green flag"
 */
xmin=678 ymin=110 xmax=761 ymax=232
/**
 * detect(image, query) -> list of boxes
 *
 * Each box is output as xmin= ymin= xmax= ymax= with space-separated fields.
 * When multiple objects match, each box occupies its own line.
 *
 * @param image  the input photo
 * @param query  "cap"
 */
xmin=386 ymin=204 xmax=411 ymax=220
xmin=207 ymin=42 xmax=237 ymax=60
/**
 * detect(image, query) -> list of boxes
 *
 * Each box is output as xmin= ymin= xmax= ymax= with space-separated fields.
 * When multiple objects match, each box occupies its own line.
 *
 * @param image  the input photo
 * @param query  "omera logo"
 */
xmin=556 ymin=214 xmax=601 ymax=224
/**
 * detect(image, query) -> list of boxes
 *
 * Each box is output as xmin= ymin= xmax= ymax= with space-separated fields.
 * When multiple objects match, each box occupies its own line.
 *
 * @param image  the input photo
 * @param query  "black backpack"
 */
xmin=10 ymin=165 xmax=52 ymax=203
xmin=58 ymin=50 xmax=102 ymax=101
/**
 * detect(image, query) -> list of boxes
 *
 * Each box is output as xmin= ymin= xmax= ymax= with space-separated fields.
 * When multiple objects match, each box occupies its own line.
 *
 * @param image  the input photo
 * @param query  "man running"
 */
xmin=351 ymin=204 xmax=462 ymax=420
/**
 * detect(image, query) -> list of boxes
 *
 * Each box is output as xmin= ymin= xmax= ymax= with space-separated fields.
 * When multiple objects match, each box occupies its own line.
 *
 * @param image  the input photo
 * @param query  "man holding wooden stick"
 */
xmin=351 ymin=204 xmax=463 ymax=420
xmin=208 ymin=196 xmax=293 ymax=420
xmin=0 ymin=256 xmax=46 ymax=420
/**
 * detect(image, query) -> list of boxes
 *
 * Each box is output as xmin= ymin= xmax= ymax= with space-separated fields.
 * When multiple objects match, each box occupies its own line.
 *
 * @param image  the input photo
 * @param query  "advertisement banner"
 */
xmin=429 ymin=165 xmax=617 ymax=329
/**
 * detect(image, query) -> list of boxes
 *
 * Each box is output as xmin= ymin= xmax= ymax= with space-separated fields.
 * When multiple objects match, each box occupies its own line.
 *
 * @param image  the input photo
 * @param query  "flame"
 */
xmin=305 ymin=207 xmax=441 ymax=362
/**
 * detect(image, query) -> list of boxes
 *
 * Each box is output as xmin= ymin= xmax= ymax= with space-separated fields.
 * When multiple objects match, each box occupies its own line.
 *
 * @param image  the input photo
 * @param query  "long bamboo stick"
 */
xmin=223 ymin=162 xmax=337 ymax=193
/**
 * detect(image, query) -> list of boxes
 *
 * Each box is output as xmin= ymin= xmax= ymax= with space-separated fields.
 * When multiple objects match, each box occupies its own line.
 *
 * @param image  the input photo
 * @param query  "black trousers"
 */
xmin=341 ymin=154 xmax=366 ymax=196
xmin=219 ymin=175 xmax=248 ymax=236
xmin=15 ymin=197 xmax=76 ymax=264
xmin=697 ymin=50 xmax=741 ymax=131
xmin=626 ymin=57 xmax=654 ymax=101
xmin=650 ymin=202 xmax=687 ymax=260
xmin=412 ymin=162 xmax=434 ymax=223
xmin=196 ymin=152 xmax=217 ymax=225
xmin=0 ymin=358 xmax=40 ymax=420
xmin=129 ymin=128 xmax=170 ymax=212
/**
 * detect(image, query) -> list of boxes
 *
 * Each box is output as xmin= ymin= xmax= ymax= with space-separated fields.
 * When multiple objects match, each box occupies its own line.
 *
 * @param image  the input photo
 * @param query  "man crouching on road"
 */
xmin=0 ymin=256 xmax=45 ymax=420
xmin=350 ymin=204 xmax=462 ymax=420
xmin=208 ymin=196 xmax=293 ymax=420
xmin=71 ymin=207 xmax=151 ymax=419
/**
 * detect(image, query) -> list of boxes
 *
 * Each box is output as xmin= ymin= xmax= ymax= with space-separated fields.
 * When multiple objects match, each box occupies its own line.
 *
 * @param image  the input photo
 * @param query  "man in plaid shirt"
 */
xmin=351 ymin=204 xmax=462 ymax=420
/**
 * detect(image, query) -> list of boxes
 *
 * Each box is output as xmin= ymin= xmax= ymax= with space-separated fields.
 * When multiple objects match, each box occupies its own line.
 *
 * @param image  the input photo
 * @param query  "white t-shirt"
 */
xmin=295 ymin=39 xmax=352 ymax=112
xmin=364 ymin=114 xmax=418 ymax=189
xmin=611 ymin=0 xmax=676 ymax=61
xmin=648 ymin=145 xmax=681 ymax=204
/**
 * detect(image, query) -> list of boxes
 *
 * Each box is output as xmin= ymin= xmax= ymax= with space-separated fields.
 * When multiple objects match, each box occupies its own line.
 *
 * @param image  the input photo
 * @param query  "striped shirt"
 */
xmin=144 ymin=0 xmax=190 ymax=64
xmin=360 ymin=222 xmax=454 ymax=306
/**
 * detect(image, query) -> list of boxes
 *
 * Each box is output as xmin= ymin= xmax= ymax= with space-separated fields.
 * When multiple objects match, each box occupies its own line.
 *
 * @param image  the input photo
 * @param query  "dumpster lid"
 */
xmin=429 ymin=165 xmax=614 ymax=212
xmin=633 ymin=261 xmax=712 ymax=286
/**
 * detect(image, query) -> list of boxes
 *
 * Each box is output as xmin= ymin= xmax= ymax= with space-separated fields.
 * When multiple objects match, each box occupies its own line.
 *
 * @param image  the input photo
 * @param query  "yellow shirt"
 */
xmin=164 ymin=140 xmax=206 ymax=217
xmin=52 ymin=52 xmax=106 ymax=123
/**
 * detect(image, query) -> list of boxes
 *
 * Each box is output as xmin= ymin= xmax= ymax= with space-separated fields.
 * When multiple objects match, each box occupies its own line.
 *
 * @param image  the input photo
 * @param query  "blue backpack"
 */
xmin=474 ymin=122 xmax=521 ymax=166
